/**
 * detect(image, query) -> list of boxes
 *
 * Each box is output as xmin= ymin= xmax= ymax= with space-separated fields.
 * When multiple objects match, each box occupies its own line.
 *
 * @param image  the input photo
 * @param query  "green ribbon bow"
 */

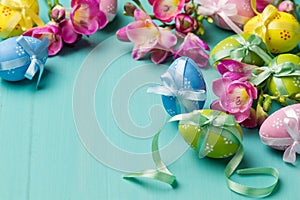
xmin=250 ymin=60 xmax=300 ymax=86
xmin=124 ymin=110 xmax=279 ymax=197
xmin=209 ymin=34 xmax=273 ymax=66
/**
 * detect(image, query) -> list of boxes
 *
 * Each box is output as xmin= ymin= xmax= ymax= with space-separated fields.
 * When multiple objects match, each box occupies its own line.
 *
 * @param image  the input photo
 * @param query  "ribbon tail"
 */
xmin=250 ymin=46 xmax=273 ymax=64
xmin=24 ymin=61 xmax=38 ymax=80
xmin=283 ymin=146 xmax=297 ymax=164
xmin=24 ymin=7 xmax=44 ymax=27
xmin=218 ymin=11 xmax=243 ymax=34
xmin=147 ymin=86 xmax=173 ymax=96
xmin=0 ymin=12 xmax=21 ymax=38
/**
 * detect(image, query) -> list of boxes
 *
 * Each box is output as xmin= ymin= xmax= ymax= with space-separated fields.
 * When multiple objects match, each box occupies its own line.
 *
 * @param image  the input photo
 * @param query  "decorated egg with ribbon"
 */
xmin=210 ymin=33 xmax=272 ymax=67
xmin=244 ymin=4 xmax=300 ymax=53
xmin=0 ymin=36 xmax=49 ymax=87
xmin=178 ymin=110 xmax=242 ymax=158
xmin=147 ymin=57 xmax=206 ymax=116
xmin=100 ymin=0 xmax=117 ymax=22
xmin=197 ymin=0 xmax=255 ymax=33
xmin=250 ymin=54 xmax=300 ymax=105
xmin=0 ymin=0 xmax=44 ymax=39
xmin=260 ymin=104 xmax=300 ymax=164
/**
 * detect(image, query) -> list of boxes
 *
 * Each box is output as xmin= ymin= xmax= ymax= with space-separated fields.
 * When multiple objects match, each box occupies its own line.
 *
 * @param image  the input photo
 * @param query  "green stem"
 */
xmin=133 ymin=0 xmax=146 ymax=12
xmin=45 ymin=0 xmax=53 ymax=8
xmin=54 ymin=0 xmax=60 ymax=6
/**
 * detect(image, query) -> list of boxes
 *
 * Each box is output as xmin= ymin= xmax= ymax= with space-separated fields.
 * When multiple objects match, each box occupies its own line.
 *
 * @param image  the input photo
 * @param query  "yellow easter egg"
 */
xmin=268 ymin=54 xmax=300 ymax=104
xmin=210 ymin=33 xmax=269 ymax=67
xmin=178 ymin=110 xmax=242 ymax=159
xmin=244 ymin=5 xmax=300 ymax=53
xmin=0 ymin=0 xmax=40 ymax=39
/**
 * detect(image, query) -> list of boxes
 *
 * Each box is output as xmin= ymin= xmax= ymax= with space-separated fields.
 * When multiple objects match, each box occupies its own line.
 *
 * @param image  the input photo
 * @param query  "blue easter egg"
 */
xmin=161 ymin=57 xmax=206 ymax=116
xmin=0 ymin=36 xmax=48 ymax=81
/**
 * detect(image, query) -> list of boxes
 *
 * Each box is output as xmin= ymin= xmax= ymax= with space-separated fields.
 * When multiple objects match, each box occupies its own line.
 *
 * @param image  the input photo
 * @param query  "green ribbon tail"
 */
xmin=224 ymin=130 xmax=279 ymax=197
xmin=123 ymin=119 xmax=178 ymax=187
xmin=250 ymin=69 xmax=271 ymax=86
xmin=250 ymin=46 xmax=273 ymax=64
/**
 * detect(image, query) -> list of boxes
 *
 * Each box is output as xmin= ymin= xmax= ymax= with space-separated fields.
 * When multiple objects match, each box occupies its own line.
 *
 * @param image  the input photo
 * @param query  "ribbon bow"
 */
xmin=283 ymin=109 xmax=300 ymax=164
xmin=209 ymin=34 xmax=273 ymax=66
xmin=250 ymin=60 xmax=300 ymax=86
xmin=196 ymin=0 xmax=242 ymax=34
xmin=0 ymin=0 xmax=44 ymax=38
xmin=16 ymin=36 xmax=50 ymax=88
xmin=147 ymin=58 xmax=206 ymax=114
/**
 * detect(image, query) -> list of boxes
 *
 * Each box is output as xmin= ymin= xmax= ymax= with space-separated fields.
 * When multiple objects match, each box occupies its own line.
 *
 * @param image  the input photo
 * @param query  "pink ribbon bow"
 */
xmin=195 ymin=0 xmax=243 ymax=34
xmin=283 ymin=115 xmax=300 ymax=164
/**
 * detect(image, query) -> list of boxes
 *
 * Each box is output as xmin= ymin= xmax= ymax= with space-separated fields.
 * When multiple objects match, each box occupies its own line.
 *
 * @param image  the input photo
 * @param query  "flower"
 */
xmin=51 ymin=5 xmax=66 ymax=23
xmin=211 ymin=77 xmax=257 ymax=122
xmin=175 ymin=13 xmax=198 ymax=35
xmin=278 ymin=0 xmax=294 ymax=13
xmin=152 ymin=0 xmax=185 ymax=22
xmin=174 ymin=33 xmax=209 ymax=67
xmin=216 ymin=60 xmax=256 ymax=81
xmin=23 ymin=22 xmax=63 ymax=56
xmin=60 ymin=19 xmax=82 ymax=45
xmin=256 ymin=0 xmax=277 ymax=12
xmin=70 ymin=0 xmax=108 ymax=35
xmin=116 ymin=9 xmax=177 ymax=64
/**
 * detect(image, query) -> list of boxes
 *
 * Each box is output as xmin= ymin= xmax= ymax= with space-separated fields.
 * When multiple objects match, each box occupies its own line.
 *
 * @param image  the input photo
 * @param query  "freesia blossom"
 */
xmin=216 ymin=60 xmax=256 ymax=81
xmin=174 ymin=33 xmax=209 ymax=67
xmin=256 ymin=0 xmax=277 ymax=12
xmin=23 ymin=22 xmax=62 ymax=56
xmin=278 ymin=0 xmax=294 ymax=13
xmin=175 ymin=13 xmax=198 ymax=36
xmin=116 ymin=9 xmax=177 ymax=64
xmin=60 ymin=19 xmax=82 ymax=45
xmin=211 ymin=77 xmax=257 ymax=122
xmin=152 ymin=0 xmax=185 ymax=22
xmin=70 ymin=0 xmax=108 ymax=35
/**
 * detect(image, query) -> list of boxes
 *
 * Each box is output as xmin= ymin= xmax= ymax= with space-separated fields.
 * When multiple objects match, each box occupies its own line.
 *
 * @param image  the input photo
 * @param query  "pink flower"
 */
xmin=175 ymin=13 xmax=198 ymax=35
xmin=153 ymin=0 xmax=185 ymax=22
xmin=211 ymin=77 xmax=257 ymax=122
xmin=60 ymin=19 xmax=82 ymax=45
xmin=216 ymin=60 xmax=256 ymax=81
xmin=116 ymin=9 xmax=177 ymax=64
xmin=174 ymin=33 xmax=209 ymax=67
xmin=256 ymin=0 xmax=277 ymax=12
xmin=70 ymin=0 xmax=108 ymax=35
xmin=278 ymin=0 xmax=294 ymax=13
xmin=23 ymin=22 xmax=63 ymax=56
xmin=51 ymin=5 xmax=66 ymax=23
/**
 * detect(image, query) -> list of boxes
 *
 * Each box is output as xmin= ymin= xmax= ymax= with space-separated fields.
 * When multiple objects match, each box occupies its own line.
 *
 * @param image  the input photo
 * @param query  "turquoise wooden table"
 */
xmin=0 ymin=0 xmax=299 ymax=199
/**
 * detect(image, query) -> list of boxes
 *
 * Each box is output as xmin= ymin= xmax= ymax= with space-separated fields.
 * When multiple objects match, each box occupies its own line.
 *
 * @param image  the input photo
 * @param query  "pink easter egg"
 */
xmin=99 ymin=0 xmax=117 ymax=22
xmin=259 ymin=104 xmax=300 ymax=150
xmin=212 ymin=0 xmax=255 ymax=30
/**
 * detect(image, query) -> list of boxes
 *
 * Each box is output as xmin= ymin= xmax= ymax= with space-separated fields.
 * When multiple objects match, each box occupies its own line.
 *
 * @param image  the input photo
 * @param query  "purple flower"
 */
xmin=175 ymin=13 xmax=198 ymax=36
xmin=174 ymin=33 xmax=210 ymax=67
xmin=116 ymin=9 xmax=177 ymax=64
xmin=216 ymin=60 xmax=256 ymax=81
xmin=278 ymin=0 xmax=294 ymax=13
xmin=211 ymin=77 xmax=257 ymax=123
xmin=152 ymin=0 xmax=185 ymax=22
xmin=59 ymin=19 xmax=82 ymax=45
xmin=23 ymin=22 xmax=63 ymax=56
xmin=51 ymin=5 xmax=66 ymax=23
xmin=70 ymin=0 xmax=108 ymax=35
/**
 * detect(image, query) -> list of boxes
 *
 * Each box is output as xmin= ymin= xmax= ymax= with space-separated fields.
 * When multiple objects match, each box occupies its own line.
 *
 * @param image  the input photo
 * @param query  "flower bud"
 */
xmin=256 ymin=104 xmax=269 ymax=126
xmin=184 ymin=3 xmax=194 ymax=15
xmin=279 ymin=96 xmax=287 ymax=104
xmin=175 ymin=13 xmax=198 ymax=35
xmin=278 ymin=0 xmax=294 ymax=13
xmin=51 ymin=5 xmax=66 ymax=23
xmin=263 ymin=95 xmax=272 ymax=112
xmin=124 ymin=2 xmax=137 ymax=17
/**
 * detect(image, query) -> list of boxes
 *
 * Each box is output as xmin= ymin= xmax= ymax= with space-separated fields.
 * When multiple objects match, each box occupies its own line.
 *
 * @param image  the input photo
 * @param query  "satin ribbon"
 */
xmin=209 ymin=34 xmax=273 ymax=65
xmin=250 ymin=60 xmax=300 ymax=86
xmin=124 ymin=110 xmax=279 ymax=197
xmin=147 ymin=57 xmax=206 ymax=114
xmin=0 ymin=0 xmax=44 ymax=38
xmin=261 ymin=108 xmax=300 ymax=164
xmin=196 ymin=0 xmax=243 ymax=34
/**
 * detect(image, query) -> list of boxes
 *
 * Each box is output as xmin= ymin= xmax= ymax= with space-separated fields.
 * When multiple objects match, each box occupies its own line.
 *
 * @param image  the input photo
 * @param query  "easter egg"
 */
xmin=159 ymin=57 xmax=206 ymax=116
xmin=0 ymin=36 xmax=48 ymax=82
xmin=210 ymin=0 xmax=255 ymax=31
xmin=210 ymin=33 xmax=270 ymax=67
xmin=178 ymin=110 xmax=242 ymax=158
xmin=100 ymin=0 xmax=117 ymax=22
xmin=260 ymin=104 xmax=300 ymax=152
xmin=244 ymin=4 xmax=300 ymax=53
xmin=267 ymin=54 xmax=300 ymax=105
xmin=0 ymin=0 xmax=40 ymax=39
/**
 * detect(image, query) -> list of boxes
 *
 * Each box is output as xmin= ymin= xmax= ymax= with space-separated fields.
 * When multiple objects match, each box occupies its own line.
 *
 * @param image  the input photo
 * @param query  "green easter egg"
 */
xmin=268 ymin=54 xmax=300 ymax=103
xmin=210 ymin=33 xmax=268 ymax=67
xmin=178 ymin=110 xmax=242 ymax=159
